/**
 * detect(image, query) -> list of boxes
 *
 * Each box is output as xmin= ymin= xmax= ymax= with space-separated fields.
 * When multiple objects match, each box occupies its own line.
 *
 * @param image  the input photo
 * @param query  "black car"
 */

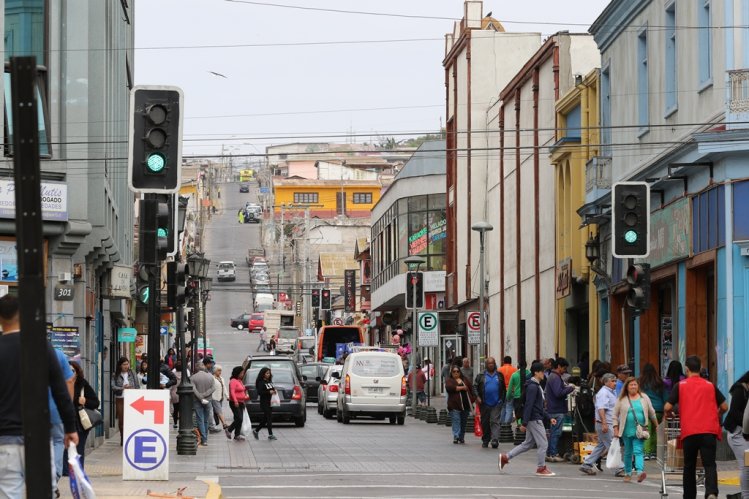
xmin=243 ymin=356 xmax=307 ymax=427
xmin=230 ymin=313 xmax=251 ymax=330
xmin=239 ymin=183 xmax=250 ymax=193
xmin=298 ymin=363 xmax=328 ymax=403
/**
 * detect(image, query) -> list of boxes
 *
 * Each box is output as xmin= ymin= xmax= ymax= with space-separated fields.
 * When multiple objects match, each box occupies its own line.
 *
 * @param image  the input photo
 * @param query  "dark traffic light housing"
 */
xmin=612 ymin=182 xmax=650 ymax=258
xmin=626 ymin=263 xmax=651 ymax=311
xmin=167 ymin=261 xmax=189 ymax=309
xmin=128 ymin=86 xmax=183 ymax=193
xmin=406 ymin=272 xmax=424 ymax=308
xmin=311 ymin=288 xmax=320 ymax=308
xmin=155 ymin=193 xmax=177 ymax=257
xmin=321 ymin=288 xmax=331 ymax=310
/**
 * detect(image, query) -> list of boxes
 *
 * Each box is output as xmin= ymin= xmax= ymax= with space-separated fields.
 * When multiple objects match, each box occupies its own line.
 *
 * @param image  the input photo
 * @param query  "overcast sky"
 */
xmin=135 ymin=0 xmax=609 ymax=158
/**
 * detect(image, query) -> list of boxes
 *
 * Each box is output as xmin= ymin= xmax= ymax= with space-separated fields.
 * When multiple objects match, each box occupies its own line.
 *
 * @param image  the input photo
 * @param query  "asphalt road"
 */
xmin=200 ymin=182 xmax=734 ymax=498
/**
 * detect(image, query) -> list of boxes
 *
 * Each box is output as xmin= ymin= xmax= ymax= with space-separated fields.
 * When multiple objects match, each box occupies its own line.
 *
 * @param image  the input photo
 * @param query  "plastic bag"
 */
xmin=474 ymin=404 xmax=483 ymax=438
xmin=606 ymin=438 xmax=623 ymax=470
xmin=271 ymin=392 xmax=281 ymax=407
xmin=67 ymin=443 xmax=96 ymax=499
xmin=240 ymin=411 xmax=252 ymax=436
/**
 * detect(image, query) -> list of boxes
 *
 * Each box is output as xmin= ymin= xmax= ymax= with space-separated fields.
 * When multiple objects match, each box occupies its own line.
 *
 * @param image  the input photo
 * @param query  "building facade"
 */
xmin=589 ymin=0 xmax=749 ymax=393
xmin=443 ymin=1 xmax=543 ymax=369
xmin=273 ymin=178 xmax=381 ymax=219
xmin=2 ymin=0 xmax=135 ymax=445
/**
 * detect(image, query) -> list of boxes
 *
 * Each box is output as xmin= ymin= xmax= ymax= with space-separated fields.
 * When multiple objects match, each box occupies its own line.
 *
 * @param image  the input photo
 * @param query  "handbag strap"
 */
xmin=626 ymin=395 xmax=645 ymax=426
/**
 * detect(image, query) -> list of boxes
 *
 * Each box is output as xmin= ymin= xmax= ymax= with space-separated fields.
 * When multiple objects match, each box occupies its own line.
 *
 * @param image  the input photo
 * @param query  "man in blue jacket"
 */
xmin=474 ymin=357 xmax=505 ymax=449
xmin=544 ymin=357 xmax=575 ymax=462
xmin=498 ymin=362 xmax=557 ymax=476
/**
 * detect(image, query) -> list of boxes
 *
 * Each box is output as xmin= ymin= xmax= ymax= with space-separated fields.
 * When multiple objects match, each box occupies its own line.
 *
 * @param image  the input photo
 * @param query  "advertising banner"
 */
xmin=344 ymin=269 xmax=356 ymax=313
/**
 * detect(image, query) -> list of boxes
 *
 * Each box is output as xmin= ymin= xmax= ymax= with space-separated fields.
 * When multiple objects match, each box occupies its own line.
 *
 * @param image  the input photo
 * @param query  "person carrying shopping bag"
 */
xmin=226 ymin=366 xmax=249 ymax=440
xmin=613 ymin=376 xmax=659 ymax=483
xmin=445 ymin=364 xmax=475 ymax=444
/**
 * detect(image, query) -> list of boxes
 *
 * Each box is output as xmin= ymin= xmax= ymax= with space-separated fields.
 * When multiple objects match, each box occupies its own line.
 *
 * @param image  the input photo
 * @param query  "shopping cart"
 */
xmin=657 ymin=417 xmax=704 ymax=498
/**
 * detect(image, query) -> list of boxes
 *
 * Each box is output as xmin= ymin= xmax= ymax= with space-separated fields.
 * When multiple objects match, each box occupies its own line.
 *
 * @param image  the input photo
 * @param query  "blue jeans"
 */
xmin=50 ymin=423 xmax=64 ymax=482
xmin=622 ymin=435 xmax=644 ymax=475
xmin=501 ymin=399 xmax=515 ymax=423
xmin=193 ymin=399 xmax=212 ymax=444
xmin=450 ymin=409 xmax=469 ymax=440
xmin=547 ymin=413 xmax=565 ymax=457
xmin=582 ymin=422 xmax=613 ymax=468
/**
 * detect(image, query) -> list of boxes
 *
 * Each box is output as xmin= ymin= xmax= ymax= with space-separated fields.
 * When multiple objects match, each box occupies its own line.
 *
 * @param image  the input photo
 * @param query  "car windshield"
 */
xmin=246 ymin=367 xmax=294 ymax=384
xmin=219 ymin=263 xmax=234 ymax=270
xmin=300 ymin=365 xmax=319 ymax=378
xmin=350 ymin=355 xmax=401 ymax=377
xmin=298 ymin=338 xmax=315 ymax=349
xmin=256 ymin=303 xmax=273 ymax=312
xmin=277 ymin=328 xmax=298 ymax=339
xmin=251 ymin=314 xmax=263 ymax=320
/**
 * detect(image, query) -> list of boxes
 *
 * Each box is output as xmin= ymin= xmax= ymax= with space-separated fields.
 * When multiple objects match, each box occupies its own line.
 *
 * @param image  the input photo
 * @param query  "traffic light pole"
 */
xmin=410 ymin=272 xmax=419 ymax=413
xmin=176 ymin=305 xmax=197 ymax=454
xmin=143 ymin=193 xmax=162 ymax=390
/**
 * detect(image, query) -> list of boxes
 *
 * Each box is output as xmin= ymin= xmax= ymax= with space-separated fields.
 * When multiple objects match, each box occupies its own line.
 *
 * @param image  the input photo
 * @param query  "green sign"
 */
xmin=635 ymin=197 xmax=690 ymax=268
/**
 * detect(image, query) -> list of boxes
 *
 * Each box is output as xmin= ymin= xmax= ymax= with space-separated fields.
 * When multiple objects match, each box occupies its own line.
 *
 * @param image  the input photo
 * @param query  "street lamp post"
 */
xmin=472 ymin=221 xmax=493 ymax=367
xmin=404 ymin=255 xmax=426 ymax=414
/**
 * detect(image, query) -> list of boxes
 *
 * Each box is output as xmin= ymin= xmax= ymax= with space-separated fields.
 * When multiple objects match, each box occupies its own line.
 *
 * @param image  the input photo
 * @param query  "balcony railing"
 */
xmin=728 ymin=69 xmax=749 ymax=129
xmin=585 ymin=156 xmax=612 ymax=193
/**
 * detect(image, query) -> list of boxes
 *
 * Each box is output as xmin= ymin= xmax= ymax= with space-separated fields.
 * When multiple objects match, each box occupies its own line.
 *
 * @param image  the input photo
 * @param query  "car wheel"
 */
xmin=336 ymin=408 xmax=343 ymax=423
xmin=295 ymin=415 xmax=305 ymax=427
xmin=323 ymin=409 xmax=333 ymax=419
xmin=397 ymin=414 xmax=405 ymax=425
xmin=342 ymin=410 xmax=351 ymax=424
xmin=237 ymin=324 xmax=244 ymax=330
xmin=318 ymin=404 xmax=323 ymax=415
xmin=389 ymin=415 xmax=397 ymax=424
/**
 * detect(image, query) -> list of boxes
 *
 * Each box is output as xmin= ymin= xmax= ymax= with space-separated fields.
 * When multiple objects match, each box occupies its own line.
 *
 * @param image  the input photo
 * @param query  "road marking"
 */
xmin=219 ymin=484 xmax=654 ymax=495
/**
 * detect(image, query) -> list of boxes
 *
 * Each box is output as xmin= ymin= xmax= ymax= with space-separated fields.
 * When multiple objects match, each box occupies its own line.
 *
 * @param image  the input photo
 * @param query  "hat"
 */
xmin=616 ymin=364 xmax=632 ymax=374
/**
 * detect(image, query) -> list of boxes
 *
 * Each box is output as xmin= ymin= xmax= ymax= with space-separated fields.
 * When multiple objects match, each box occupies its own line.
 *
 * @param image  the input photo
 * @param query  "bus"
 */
xmin=239 ymin=169 xmax=254 ymax=182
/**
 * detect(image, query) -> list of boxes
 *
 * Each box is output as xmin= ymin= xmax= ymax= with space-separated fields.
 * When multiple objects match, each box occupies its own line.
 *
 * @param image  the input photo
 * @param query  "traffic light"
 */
xmin=311 ymin=289 xmax=320 ymax=308
xmin=405 ymin=272 xmax=424 ymax=308
xmin=167 ymin=261 xmax=189 ymax=309
xmin=155 ymin=198 xmax=170 ymax=261
xmin=136 ymin=265 xmax=149 ymax=305
xmin=626 ymin=264 xmax=651 ymax=311
xmin=612 ymin=181 xmax=650 ymax=258
xmin=138 ymin=196 xmax=170 ymax=265
xmin=128 ymin=86 xmax=183 ymax=193
xmin=155 ymin=193 xmax=177 ymax=257
xmin=321 ymin=288 xmax=331 ymax=310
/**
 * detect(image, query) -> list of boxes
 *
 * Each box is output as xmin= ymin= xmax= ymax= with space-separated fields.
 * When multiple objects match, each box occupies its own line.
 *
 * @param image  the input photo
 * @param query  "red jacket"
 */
xmin=229 ymin=378 xmax=248 ymax=404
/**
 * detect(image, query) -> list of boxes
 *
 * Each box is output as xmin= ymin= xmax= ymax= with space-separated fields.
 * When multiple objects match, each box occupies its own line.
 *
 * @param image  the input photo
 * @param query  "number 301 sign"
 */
xmin=54 ymin=284 xmax=74 ymax=301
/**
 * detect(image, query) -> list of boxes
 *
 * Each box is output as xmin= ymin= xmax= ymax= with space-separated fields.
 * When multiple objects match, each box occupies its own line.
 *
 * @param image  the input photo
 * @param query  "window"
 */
xmin=637 ymin=27 xmax=649 ymax=133
xmin=600 ymin=64 xmax=611 ymax=154
xmin=698 ymin=0 xmax=712 ymax=87
xmin=293 ymin=192 xmax=318 ymax=204
xmin=352 ymin=192 xmax=372 ymax=204
xmin=4 ymin=0 xmax=50 ymax=157
xmin=692 ymin=185 xmax=725 ymax=253
xmin=564 ymin=105 xmax=582 ymax=139
xmin=665 ymin=3 xmax=678 ymax=114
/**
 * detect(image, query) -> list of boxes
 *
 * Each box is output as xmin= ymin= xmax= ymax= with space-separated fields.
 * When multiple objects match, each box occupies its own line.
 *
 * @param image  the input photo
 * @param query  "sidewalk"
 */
xmin=57 ymin=431 xmax=226 ymax=499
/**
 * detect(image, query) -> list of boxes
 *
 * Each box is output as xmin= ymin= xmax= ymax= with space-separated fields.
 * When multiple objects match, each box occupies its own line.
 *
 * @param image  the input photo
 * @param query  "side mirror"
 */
xmin=302 ymin=375 xmax=308 ymax=381
xmin=331 ymin=371 xmax=341 ymax=379
xmin=320 ymin=379 xmax=327 ymax=385
xmin=315 ymin=376 xmax=321 ymax=382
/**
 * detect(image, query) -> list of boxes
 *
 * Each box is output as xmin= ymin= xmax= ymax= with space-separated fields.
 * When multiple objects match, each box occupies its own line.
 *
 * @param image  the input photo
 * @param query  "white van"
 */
xmin=254 ymin=293 xmax=274 ymax=312
xmin=335 ymin=349 xmax=406 ymax=425
xmin=216 ymin=261 xmax=236 ymax=282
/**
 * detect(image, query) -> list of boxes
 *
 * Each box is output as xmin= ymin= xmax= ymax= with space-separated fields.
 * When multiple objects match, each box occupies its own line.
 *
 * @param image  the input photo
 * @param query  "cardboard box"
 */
xmin=583 ymin=432 xmax=599 ymax=444
xmin=574 ymin=441 xmax=598 ymax=459
xmin=666 ymin=439 xmax=702 ymax=469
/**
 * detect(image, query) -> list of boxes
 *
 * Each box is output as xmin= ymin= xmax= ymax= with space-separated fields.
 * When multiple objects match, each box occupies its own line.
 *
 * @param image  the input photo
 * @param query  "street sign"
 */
xmin=123 ymin=390 xmax=170 ymax=481
xmin=159 ymin=325 xmax=168 ymax=336
xmin=418 ymin=312 xmax=439 ymax=347
xmin=260 ymin=186 xmax=269 ymax=194
xmin=333 ymin=318 xmax=343 ymax=326
xmin=467 ymin=311 xmax=480 ymax=345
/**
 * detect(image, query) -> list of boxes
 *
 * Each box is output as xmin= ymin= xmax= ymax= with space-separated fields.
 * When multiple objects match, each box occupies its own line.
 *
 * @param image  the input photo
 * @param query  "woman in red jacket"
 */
xmin=226 ymin=366 xmax=249 ymax=440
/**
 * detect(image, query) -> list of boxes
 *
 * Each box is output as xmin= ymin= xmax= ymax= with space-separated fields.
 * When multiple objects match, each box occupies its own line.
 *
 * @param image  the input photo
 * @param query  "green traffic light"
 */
xmin=157 ymin=228 xmax=168 ymax=238
xmin=146 ymin=152 xmax=166 ymax=172
xmin=139 ymin=286 xmax=150 ymax=304
xmin=624 ymin=230 xmax=638 ymax=244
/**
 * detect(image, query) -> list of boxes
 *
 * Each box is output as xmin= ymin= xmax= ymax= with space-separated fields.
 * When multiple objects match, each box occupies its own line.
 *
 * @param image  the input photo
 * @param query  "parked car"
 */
xmin=254 ymin=285 xmax=272 ymax=295
xmin=253 ymin=274 xmax=270 ymax=286
xmin=242 ymin=356 xmax=307 ymax=427
xmin=248 ymin=313 xmax=264 ymax=332
xmin=216 ymin=261 xmax=236 ymax=282
xmin=336 ymin=348 xmax=406 ymax=425
xmin=254 ymin=293 xmax=274 ymax=311
xmin=230 ymin=313 xmax=252 ymax=330
xmin=239 ymin=183 xmax=250 ymax=193
xmin=299 ymin=363 xmax=327 ymax=403
xmin=318 ymin=365 xmax=343 ymax=418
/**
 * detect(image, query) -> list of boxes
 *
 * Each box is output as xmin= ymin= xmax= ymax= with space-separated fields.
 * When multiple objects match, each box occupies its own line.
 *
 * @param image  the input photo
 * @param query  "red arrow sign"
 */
xmin=130 ymin=396 xmax=165 ymax=424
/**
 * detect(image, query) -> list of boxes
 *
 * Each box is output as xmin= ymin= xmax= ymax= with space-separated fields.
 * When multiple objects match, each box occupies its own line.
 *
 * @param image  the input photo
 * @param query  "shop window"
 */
xmin=692 ymin=185 xmax=725 ymax=254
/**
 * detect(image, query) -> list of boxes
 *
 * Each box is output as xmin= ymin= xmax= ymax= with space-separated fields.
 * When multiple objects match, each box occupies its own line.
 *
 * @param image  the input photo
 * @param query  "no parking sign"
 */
xmin=122 ymin=390 xmax=170 ymax=481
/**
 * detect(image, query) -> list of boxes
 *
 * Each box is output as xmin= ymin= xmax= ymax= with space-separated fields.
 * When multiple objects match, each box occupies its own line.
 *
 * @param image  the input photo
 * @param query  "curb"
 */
xmin=201 ymin=479 xmax=223 ymax=499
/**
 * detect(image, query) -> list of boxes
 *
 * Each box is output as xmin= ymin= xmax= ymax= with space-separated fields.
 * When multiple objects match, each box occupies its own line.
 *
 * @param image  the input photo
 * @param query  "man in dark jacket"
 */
xmin=498 ymin=362 xmax=557 ymax=477
xmin=474 ymin=357 xmax=505 ymax=449
xmin=544 ymin=357 xmax=575 ymax=462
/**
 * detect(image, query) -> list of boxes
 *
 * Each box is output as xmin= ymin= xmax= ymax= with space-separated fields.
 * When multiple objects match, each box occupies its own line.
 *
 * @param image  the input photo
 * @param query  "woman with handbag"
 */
xmin=613 ymin=377 xmax=658 ymax=483
xmin=226 ymin=366 xmax=248 ymax=440
xmin=253 ymin=367 xmax=277 ymax=440
xmin=111 ymin=356 xmax=140 ymax=445
xmin=66 ymin=361 xmax=99 ymax=470
xmin=445 ymin=365 xmax=475 ymax=444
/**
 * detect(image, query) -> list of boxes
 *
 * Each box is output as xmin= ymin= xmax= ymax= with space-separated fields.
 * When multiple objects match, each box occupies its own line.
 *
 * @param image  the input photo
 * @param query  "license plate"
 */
xmin=367 ymin=386 xmax=385 ymax=394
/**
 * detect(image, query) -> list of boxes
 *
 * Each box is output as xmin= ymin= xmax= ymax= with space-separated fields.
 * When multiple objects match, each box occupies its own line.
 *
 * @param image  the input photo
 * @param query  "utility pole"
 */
xmin=11 ymin=55 xmax=52 ymax=498
xmin=279 ymin=204 xmax=285 ymax=270
xmin=303 ymin=208 xmax=310 ymax=331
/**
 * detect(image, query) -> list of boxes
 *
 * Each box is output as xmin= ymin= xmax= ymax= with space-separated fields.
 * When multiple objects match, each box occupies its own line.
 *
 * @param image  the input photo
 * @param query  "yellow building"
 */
xmin=273 ymin=179 xmax=381 ymax=219
xmin=550 ymin=69 xmax=600 ymax=366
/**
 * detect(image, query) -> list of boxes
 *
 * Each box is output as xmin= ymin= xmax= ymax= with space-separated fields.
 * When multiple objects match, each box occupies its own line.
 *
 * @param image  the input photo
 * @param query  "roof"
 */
xmin=318 ymin=253 xmax=359 ymax=279
xmin=274 ymin=178 xmax=382 ymax=187
xmin=393 ymin=140 xmax=446 ymax=180
xmin=354 ymin=238 xmax=370 ymax=259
